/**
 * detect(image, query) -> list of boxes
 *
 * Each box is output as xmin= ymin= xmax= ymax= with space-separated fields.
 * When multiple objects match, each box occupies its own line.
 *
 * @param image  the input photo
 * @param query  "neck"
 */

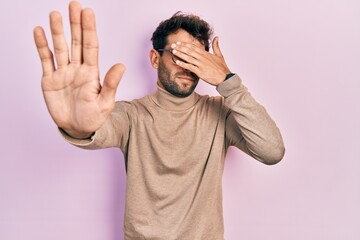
xmin=151 ymin=82 xmax=199 ymax=111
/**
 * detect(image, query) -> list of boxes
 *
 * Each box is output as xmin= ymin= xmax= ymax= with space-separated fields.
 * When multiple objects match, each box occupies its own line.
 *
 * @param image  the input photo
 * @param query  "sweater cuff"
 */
xmin=58 ymin=128 xmax=95 ymax=147
xmin=216 ymin=74 xmax=243 ymax=97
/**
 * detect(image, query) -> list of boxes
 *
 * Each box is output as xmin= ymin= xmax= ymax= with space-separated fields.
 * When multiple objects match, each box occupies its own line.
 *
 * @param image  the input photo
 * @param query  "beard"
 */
xmin=157 ymin=61 xmax=199 ymax=98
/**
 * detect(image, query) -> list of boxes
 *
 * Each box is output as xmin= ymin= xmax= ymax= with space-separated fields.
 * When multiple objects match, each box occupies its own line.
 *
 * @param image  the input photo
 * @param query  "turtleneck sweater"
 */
xmin=61 ymin=74 xmax=285 ymax=240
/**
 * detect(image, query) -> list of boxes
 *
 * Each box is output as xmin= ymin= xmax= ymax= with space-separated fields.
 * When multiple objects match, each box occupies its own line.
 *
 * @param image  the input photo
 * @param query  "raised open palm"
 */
xmin=34 ymin=1 xmax=125 ymax=138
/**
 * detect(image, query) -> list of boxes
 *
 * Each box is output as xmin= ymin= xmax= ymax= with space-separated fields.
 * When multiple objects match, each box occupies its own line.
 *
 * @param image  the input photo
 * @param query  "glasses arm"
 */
xmin=156 ymin=49 xmax=173 ymax=53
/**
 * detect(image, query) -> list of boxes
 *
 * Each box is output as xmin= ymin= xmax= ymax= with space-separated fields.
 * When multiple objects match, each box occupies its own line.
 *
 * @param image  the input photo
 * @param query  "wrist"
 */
xmin=216 ymin=72 xmax=234 ymax=85
xmin=214 ymin=71 xmax=233 ymax=86
xmin=60 ymin=128 xmax=94 ymax=140
xmin=224 ymin=72 xmax=235 ymax=81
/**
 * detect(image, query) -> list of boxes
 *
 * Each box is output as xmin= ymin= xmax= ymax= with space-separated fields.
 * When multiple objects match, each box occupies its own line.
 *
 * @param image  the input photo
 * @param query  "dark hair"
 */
xmin=151 ymin=12 xmax=213 ymax=53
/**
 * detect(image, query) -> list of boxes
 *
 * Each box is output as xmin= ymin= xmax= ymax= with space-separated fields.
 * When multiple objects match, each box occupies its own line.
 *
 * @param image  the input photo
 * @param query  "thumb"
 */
xmin=99 ymin=63 xmax=126 ymax=107
xmin=212 ymin=36 xmax=223 ymax=57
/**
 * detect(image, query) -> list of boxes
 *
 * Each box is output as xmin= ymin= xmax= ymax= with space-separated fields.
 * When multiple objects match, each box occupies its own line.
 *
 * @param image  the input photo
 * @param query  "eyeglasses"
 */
xmin=156 ymin=49 xmax=182 ymax=64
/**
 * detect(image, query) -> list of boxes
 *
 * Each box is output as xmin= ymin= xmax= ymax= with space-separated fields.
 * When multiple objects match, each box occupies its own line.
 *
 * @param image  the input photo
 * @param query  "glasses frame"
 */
xmin=156 ymin=49 xmax=180 ymax=64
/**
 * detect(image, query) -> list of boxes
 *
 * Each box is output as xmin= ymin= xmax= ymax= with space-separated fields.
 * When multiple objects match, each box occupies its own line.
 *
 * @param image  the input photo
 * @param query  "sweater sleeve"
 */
xmin=216 ymin=74 xmax=285 ymax=165
xmin=59 ymin=101 xmax=131 ymax=152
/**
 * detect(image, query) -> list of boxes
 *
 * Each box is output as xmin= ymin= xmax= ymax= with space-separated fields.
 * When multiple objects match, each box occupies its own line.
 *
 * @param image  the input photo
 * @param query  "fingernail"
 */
xmin=172 ymin=49 xmax=177 ymax=54
xmin=176 ymin=41 xmax=181 ymax=45
xmin=171 ymin=43 xmax=177 ymax=48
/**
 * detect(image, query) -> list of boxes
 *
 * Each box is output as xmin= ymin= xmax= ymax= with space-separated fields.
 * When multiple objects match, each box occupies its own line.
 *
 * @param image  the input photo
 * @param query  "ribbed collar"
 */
xmin=150 ymin=82 xmax=200 ymax=111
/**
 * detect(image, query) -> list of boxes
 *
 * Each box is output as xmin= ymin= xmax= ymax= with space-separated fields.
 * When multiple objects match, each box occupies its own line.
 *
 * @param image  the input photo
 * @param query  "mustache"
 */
xmin=176 ymin=71 xmax=198 ymax=80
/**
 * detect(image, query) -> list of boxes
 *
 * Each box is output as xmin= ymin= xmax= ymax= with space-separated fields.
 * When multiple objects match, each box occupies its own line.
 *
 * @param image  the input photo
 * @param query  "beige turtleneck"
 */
xmin=61 ymin=74 xmax=285 ymax=239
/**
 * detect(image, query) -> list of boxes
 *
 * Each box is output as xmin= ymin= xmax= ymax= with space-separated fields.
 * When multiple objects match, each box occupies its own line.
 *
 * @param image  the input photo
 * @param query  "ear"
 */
xmin=149 ymin=49 xmax=160 ymax=69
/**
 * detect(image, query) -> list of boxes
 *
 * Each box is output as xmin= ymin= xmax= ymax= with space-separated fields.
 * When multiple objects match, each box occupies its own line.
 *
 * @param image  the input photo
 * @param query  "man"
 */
xmin=34 ymin=1 xmax=285 ymax=239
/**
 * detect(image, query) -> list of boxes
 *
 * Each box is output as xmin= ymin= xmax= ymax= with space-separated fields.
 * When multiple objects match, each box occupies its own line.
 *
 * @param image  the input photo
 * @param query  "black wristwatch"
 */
xmin=224 ymin=73 xmax=235 ymax=81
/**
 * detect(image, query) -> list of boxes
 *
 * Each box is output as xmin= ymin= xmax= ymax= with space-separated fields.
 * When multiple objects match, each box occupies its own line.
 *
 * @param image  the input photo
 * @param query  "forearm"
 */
xmin=217 ymin=74 xmax=285 ymax=164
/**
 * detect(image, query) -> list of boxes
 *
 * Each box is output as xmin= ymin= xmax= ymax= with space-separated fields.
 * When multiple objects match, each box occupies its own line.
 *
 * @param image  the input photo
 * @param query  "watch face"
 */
xmin=225 ymin=73 xmax=235 ymax=80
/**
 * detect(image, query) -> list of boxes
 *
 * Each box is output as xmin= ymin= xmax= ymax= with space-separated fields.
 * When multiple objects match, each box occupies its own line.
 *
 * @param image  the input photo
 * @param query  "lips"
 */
xmin=178 ymin=76 xmax=195 ymax=81
xmin=176 ymin=73 xmax=197 ymax=82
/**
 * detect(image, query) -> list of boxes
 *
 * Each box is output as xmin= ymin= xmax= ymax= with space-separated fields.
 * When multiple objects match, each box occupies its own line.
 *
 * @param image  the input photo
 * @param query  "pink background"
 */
xmin=1 ymin=0 xmax=359 ymax=239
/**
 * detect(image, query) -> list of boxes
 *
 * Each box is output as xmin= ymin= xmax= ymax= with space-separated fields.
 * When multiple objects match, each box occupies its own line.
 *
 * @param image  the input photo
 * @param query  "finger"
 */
xmin=172 ymin=43 xmax=204 ymax=62
xmin=50 ymin=11 xmax=69 ymax=68
xmin=33 ymin=26 xmax=55 ymax=76
xmin=175 ymin=60 xmax=199 ymax=75
xmin=173 ymin=42 xmax=205 ymax=55
xmin=99 ymin=64 xmax=126 ymax=107
xmin=173 ymin=42 xmax=211 ymax=66
xmin=69 ymin=1 xmax=82 ymax=64
xmin=172 ymin=49 xmax=200 ymax=66
xmin=82 ymin=8 xmax=98 ymax=67
xmin=212 ymin=36 xmax=223 ymax=57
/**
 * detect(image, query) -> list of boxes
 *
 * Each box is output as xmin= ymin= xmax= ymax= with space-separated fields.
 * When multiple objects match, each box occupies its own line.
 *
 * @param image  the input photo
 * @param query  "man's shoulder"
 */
xmin=192 ymin=93 xmax=229 ymax=118
xmin=196 ymin=92 xmax=224 ymax=106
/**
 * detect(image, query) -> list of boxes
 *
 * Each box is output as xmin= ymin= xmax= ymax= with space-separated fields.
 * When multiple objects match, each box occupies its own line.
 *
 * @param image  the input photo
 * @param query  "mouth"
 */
xmin=178 ymin=76 xmax=195 ymax=81
xmin=176 ymin=73 xmax=198 ymax=82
